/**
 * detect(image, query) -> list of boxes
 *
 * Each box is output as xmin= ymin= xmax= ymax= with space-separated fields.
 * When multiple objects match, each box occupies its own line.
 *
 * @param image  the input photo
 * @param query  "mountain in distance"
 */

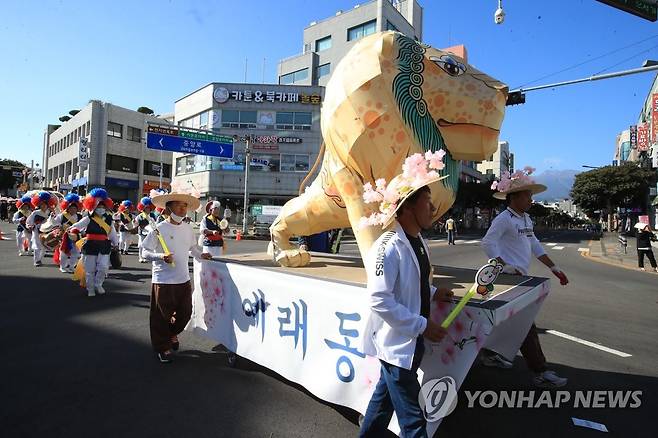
xmin=531 ymin=169 xmax=579 ymax=201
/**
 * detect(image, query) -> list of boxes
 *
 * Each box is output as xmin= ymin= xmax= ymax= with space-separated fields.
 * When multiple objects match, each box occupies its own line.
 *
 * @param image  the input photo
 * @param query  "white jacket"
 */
xmin=363 ymin=222 xmax=436 ymax=370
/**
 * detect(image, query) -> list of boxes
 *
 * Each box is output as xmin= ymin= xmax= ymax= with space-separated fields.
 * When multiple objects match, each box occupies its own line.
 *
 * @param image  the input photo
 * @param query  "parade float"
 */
xmin=188 ymin=31 xmax=552 ymax=436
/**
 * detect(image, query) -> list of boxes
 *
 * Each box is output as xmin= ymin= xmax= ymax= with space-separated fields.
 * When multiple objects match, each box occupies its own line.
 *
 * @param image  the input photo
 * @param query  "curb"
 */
xmin=582 ymin=239 xmax=658 ymax=274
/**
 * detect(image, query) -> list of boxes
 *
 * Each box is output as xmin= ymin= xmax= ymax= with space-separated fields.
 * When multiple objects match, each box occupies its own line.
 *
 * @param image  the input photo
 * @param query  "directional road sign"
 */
xmin=146 ymin=125 xmax=234 ymax=158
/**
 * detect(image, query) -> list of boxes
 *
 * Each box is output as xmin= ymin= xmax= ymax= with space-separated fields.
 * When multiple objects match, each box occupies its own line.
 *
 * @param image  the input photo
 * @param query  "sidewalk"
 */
xmin=586 ymin=232 xmax=658 ymax=272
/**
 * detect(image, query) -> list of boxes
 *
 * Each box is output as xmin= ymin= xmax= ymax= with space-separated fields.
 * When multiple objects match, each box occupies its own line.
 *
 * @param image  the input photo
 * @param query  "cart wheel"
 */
xmin=227 ymin=352 xmax=237 ymax=368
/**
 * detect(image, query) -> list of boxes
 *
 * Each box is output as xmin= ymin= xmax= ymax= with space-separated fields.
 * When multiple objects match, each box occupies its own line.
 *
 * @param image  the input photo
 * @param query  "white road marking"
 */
xmin=577 ymin=248 xmax=589 ymax=252
xmin=552 ymin=246 xmax=565 ymax=250
xmin=546 ymin=243 xmax=557 ymax=246
xmin=546 ymin=329 xmax=632 ymax=358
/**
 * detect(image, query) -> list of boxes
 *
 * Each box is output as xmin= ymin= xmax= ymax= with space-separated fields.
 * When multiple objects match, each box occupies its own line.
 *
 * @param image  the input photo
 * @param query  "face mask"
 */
xmin=170 ymin=212 xmax=185 ymax=223
xmin=95 ymin=208 xmax=106 ymax=216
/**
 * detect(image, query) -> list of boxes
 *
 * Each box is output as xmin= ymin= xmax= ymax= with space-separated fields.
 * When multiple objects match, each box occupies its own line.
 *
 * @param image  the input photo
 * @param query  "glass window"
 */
xmin=386 ymin=20 xmax=398 ymax=32
xmin=280 ymin=154 xmax=310 ymax=172
xmin=294 ymin=112 xmax=312 ymax=126
xmin=143 ymin=160 xmax=171 ymax=177
xmin=106 ymin=154 xmax=137 ymax=173
xmin=107 ymin=121 xmax=123 ymax=138
xmin=239 ymin=110 xmax=257 ymax=124
xmin=316 ymin=63 xmax=330 ymax=79
xmin=347 ymin=20 xmax=376 ymax=41
xmin=276 ymin=112 xmax=294 ymax=124
xmin=127 ymin=126 xmax=142 ymax=142
xmin=279 ymin=68 xmax=309 ymax=85
xmin=199 ymin=111 xmax=209 ymax=128
xmin=315 ymin=36 xmax=332 ymax=52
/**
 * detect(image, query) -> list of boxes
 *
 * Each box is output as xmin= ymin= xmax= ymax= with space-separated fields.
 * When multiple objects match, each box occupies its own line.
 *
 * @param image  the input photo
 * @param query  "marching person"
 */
xmin=481 ymin=167 xmax=569 ymax=388
xmin=69 ymin=188 xmax=118 ymax=297
xmin=199 ymin=200 xmax=227 ymax=257
xmin=223 ymin=205 xmax=232 ymax=223
xmin=134 ymin=196 xmax=157 ymax=263
xmin=26 ymin=191 xmax=57 ymax=267
xmin=359 ymin=153 xmax=451 ymax=438
xmin=13 ymin=195 xmax=33 ymax=256
xmin=635 ymin=222 xmax=658 ymax=272
xmin=117 ymin=200 xmax=136 ymax=255
xmin=55 ymin=193 xmax=83 ymax=273
xmin=141 ymin=191 xmax=211 ymax=364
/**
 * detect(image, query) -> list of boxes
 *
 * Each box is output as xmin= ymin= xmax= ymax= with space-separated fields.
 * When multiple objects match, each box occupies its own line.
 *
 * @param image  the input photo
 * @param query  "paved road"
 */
xmin=1 ymin=225 xmax=656 ymax=437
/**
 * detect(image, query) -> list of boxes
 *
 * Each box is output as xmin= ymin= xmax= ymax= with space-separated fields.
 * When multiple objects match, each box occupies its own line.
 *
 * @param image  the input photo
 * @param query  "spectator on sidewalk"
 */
xmin=635 ymin=222 xmax=658 ymax=272
xmin=445 ymin=216 xmax=456 ymax=245
xmin=481 ymin=167 xmax=570 ymax=388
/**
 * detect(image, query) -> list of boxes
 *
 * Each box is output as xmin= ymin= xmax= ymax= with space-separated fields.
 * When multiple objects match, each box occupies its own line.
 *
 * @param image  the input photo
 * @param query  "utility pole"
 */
xmin=242 ymin=136 xmax=251 ymax=236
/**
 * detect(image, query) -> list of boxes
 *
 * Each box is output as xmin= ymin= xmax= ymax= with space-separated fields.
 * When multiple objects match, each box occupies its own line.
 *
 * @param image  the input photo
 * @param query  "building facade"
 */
xmin=278 ymin=0 xmax=422 ymax=87
xmin=172 ymin=82 xmax=324 ymax=210
xmin=477 ymin=140 xmax=514 ymax=180
xmin=43 ymin=101 xmax=172 ymax=201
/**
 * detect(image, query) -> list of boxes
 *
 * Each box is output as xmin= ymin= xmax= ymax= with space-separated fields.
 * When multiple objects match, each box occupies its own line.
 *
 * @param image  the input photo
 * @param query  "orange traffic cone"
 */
xmin=236 ymin=230 xmax=242 ymax=241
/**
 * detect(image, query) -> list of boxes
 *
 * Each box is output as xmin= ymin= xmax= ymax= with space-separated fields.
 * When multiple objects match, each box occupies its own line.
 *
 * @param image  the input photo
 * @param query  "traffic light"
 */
xmin=506 ymin=91 xmax=526 ymax=106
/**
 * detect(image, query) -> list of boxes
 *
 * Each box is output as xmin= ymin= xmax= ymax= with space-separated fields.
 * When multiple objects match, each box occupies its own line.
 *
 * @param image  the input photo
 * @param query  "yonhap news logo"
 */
xmin=418 ymin=376 xmax=459 ymax=422
xmin=418 ymin=385 xmax=643 ymax=421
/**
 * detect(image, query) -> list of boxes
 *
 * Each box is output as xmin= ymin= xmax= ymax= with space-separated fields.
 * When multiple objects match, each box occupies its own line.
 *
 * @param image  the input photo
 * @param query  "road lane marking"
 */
xmin=578 ymin=248 xmax=589 ymax=252
xmin=552 ymin=246 xmax=565 ymax=250
xmin=546 ymin=329 xmax=632 ymax=358
xmin=546 ymin=243 xmax=557 ymax=246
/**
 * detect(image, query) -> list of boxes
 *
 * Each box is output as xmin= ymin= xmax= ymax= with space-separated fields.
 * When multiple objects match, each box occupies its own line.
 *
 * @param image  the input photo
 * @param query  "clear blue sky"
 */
xmin=1 ymin=0 xmax=657 ymax=173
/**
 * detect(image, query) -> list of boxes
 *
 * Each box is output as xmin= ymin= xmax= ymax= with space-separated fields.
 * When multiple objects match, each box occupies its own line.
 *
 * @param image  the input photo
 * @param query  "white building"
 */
xmin=477 ymin=141 xmax=514 ymax=180
xmin=278 ymin=0 xmax=422 ymax=87
xmin=43 ymin=100 xmax=171 ymax=201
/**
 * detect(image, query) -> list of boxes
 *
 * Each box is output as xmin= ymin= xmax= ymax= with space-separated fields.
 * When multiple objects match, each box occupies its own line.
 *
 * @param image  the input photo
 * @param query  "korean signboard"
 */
xmin=213 ymin=86 xmax=321 ymax=105
xmin=652 ymin=94 xmax=658 ymax=142
xmin=637 ymin=123 xmax=649 ymax=152
xmin=630 ymin=125 xmax=637 ymax=149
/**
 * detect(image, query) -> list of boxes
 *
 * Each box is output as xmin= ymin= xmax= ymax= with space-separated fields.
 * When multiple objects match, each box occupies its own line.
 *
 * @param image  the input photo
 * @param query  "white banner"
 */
xmin=78 ymin=137 xmax=89 ymax=168
xmin=189 ymin=259 xmax=550 ymax=436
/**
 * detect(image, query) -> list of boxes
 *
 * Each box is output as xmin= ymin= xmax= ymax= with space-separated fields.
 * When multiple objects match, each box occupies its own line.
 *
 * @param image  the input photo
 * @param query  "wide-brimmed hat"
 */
xmin=151 ymin=192 xmax=200 ymax=212
xmin=491 ymin=166 xmax=546 ymax=200
xmin=359 ymin=151 xmax=449 ymax=230
xmin=205 ymin=200 xmax=221 ymax=214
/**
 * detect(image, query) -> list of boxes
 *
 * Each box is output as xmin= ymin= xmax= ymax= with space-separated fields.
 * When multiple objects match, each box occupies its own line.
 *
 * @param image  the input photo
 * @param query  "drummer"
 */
xmin=55 ymin=193 xmax=83 ymax=273
xmin=199 ymin=200 xmax=227 ymax=257
xmin=116 ymin=200 xmax=136 ymax=255
xmin=12 ymin=195 xmax=33 ymax=256
xmin=26 ymin=191 xmax=57 ymax=267
xmin=133 ymin=197 xmax=157 ymax=263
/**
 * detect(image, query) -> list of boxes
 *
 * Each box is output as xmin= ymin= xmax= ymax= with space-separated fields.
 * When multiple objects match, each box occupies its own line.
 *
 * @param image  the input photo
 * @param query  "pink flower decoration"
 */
xmin=425 ymin=150 xmax=446 ymax=170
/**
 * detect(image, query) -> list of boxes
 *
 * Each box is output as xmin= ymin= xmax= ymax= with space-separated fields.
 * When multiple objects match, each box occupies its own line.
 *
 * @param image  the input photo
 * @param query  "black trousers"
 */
xmin=637 ymin=249 xmax=657 ymax=268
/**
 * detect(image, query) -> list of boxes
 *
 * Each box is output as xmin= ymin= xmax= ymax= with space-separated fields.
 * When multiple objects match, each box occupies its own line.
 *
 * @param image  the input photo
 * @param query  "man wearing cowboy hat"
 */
xmin=200 ymin=200 xmax=228 ymax=257
xmin=141 ymin=191 xmax=212 ymax=364
xmin=359 ymin=152 xmax=453 ymax=438
xmin=481 ymin=167 xmax=569 ymax=388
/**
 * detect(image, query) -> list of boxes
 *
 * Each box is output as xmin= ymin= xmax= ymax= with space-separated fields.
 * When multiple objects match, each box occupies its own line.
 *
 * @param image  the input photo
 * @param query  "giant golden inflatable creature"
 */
xmin=269 ymin=31 xmax=508 ymax=267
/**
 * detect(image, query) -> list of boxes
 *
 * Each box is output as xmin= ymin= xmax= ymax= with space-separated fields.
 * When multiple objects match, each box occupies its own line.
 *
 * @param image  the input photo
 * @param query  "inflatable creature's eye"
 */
xmin=430 ymin=55 xmax=466 ymax=77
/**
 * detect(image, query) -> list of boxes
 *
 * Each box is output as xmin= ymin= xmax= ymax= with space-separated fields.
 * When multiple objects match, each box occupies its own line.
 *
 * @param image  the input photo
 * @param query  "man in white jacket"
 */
xmin=360 ymin=156 xmax=452 ymax=438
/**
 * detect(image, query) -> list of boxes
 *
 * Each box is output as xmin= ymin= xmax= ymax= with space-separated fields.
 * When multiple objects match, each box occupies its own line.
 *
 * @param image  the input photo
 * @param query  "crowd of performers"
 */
xmin=11 ymin=189 xmax=229 ymax=297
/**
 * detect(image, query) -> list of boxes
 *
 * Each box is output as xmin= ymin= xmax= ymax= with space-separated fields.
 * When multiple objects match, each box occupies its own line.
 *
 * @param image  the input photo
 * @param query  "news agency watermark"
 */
xmin=419 ymin=377 xmax=643 ymax=422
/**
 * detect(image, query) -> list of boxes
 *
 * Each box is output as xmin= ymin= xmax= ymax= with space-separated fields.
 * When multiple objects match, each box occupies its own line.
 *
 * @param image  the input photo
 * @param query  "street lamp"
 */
xmin=233 ymin=134 xmax=252 ymax=235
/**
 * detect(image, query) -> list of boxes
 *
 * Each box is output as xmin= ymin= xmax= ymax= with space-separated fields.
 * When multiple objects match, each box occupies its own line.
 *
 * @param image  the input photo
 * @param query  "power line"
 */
xmin=592 ymin=42 xmax=658 ymax=75
xmin=514 ymin=33 xmax=658 ymax=89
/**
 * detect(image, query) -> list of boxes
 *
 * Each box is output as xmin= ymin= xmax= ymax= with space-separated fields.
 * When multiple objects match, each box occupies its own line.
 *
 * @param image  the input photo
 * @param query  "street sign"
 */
xmin=146 ymin=125 xmax=233 ymax=158
xmin=596 ymin=0 xmax=657 ymax=22
xmin=79 ymin=138 xmax=89 ymax=168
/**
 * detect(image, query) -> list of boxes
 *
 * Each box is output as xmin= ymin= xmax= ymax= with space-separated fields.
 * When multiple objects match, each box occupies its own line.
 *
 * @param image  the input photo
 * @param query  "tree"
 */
xmin=137 ymin=106 xmax=154 ymax=115
xmin=571 ymin=163 xmax=655 ymax=228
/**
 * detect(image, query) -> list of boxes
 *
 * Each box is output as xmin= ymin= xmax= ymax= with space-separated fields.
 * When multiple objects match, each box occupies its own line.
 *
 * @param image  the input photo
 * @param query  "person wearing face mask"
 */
xmin=141 ymin=191 xmax=212 ymax=364
xmin=359 ymin=154 xmax=453 ymax=438
xmin=13 ymin=195 xmax=33 ymax=256
xmin=133 ymin=196 xmax=157 ymax=263
xmin=69 ymin=188 xmax=119 ymax=297
xmin=26 ymin=191 xmax=57 ymax=267
xmin=54 ymin=193 xmax=83 ymax=273
xmin=200 ymin=200 xmax=227 ymax=257
xmin=116 ymin=200 xmax=136 ymax=255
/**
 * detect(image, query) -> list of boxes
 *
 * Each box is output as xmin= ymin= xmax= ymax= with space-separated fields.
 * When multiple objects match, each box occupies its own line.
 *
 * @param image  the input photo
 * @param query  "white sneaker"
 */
xmin=96 ymin=285 xmax=106 ymax=295
xmin=87 ymin=288 xmax=96 ymax=297
xmin=481 ymin=352 xmax=514 ymax=369
xmin=59 ymin=267 xmax=68 ymax=273
xmin=533 ymin=370 xmax=568 ymax=388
